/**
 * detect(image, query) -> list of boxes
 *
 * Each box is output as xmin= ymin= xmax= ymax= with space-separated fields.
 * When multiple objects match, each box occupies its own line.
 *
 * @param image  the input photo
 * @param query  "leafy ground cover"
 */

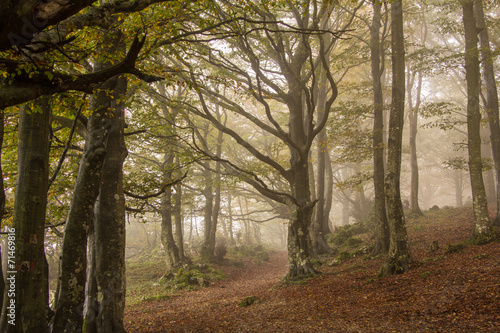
xmin=124 ymin=207 xmax=500 ymax=332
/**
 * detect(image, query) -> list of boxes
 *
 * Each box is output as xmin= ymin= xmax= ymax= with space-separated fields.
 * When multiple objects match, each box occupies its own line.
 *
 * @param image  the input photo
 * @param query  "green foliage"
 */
xmin=228 ymin=244 xmax=270 ymax=263
xmin=159 ymin=263 xmax=225 ymax=291
xmin=326 ymin=222 xmax=369 ymax=248
xmin=420 ymin=271 xmax=433 ymax=278
xmin=444 ymin=243 xmax=466 ymax=254
xmin=330 ymin=251 xmax=352 ymax=266
xmin=140 ymin=294 xmax=171 ymax=302
xmin=239 ymin=296 xmax=259 ymax=307
xmin=420 ymin=102 xmax=464 ymax=131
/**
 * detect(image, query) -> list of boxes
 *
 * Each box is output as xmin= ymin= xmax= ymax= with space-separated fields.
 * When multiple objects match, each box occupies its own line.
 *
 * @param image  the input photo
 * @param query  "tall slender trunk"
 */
xmin=1 ymin=98 xmax=50 ymax=333
xmin=201 ymin=113 xmax=223 ymax=261
xmin=462 ymin=0 xmax=491 ymax=238
xmin=85 ymin=74 xmax=128 ymax=333
xmin=173 ymin=181 xmax=185 ymax=262
xmin=371 ymin=1 xmax=389 ymax=254
xmin=383 ymin=0 xmax=411 ymax=276
xmin=51 ymin=98 xmax=111 ymax=333
xmin=407 ymin=71 xmax=424 ymax=216
xmin=160 ymin=154 xmax=180 ymax=269
xmin=201 ymin=165 xmax=214 ymax=260
xmin=312 ymin=91 xmax=331 ymax=254
xmin=323 ymin=152 xmax=334 ymax=235
xmin=227 ymin=194 xmax=234 ymax=244
xmin=455 ymin=169 xmax=464 ymax=207
xmin=475 ymin=0 xmax=500 ymax=225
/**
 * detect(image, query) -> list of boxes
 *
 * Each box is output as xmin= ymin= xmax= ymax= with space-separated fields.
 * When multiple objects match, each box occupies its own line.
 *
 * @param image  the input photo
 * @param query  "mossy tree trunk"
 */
xmin=1 ymin=98 xmax=50 ymax=333
xmin=160 ymin=154 xmax=181 ymax=269
xmin=462 ymin=0 xmax=491 ymax=238
xmin=85 ymin=73 xmax=128 ymax=333
xmin=475 ymin=0 xmax=500 ymax=226
xmin=370 ymin=1 xmax=390 ymax=255
xmin=51 ymin=96 xmax=111 ymax=333
xmin=382 ymin=0 xmax=411 ymax=276
xmin=407 ymin=70 xmax=424 ymax=217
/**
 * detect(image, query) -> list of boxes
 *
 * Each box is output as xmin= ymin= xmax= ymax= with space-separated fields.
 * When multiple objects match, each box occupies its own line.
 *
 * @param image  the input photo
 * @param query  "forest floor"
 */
xmin=124 ymin=207 xmax=500 ymax=332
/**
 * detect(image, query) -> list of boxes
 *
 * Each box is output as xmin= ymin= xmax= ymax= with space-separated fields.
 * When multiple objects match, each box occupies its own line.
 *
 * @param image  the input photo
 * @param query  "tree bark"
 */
xmin=371 ymin=1 xmax=390 ymax=254
xmin=160 ymin=154 xmax=181 ymax=269
xmin=462 ymin=0 xmax=491 ymax=238
xmin=200 ymin=164 xmax=215 ymax=261
xmin=475 ymin=0 xmax=500 ymax=226
xmin=408 ymin=71 xmax=424 ymax=216
xmin=1 ymin=98 xmax=50 ymax=333
xmin=312 ymin=58 xmax=332 ymax=255
xmin=86 ymin=74 xmax=128 ymax=333
xmin=382 ymin=0 xmax=411 ymax=276
xmin=173 ymin=181 xmax=185 ymax=262
xmin=51 ymin=98 xmax=111 ymax=333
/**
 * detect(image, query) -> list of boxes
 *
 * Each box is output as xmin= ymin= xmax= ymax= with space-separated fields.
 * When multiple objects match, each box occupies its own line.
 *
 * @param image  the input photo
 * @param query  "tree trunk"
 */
xmin=408 ymin=71 xmax=424 ymax=216
xmin=323 ymin=152 xmax=334 ymax=235
xmin=382 ymin=0 xmax=411 ymax=276
xmin=462 ymin=0 xmax=491 ymax=238
xmin=286 ymin=146 xmax=317 ymax=278
xmin=201 ymin=116 xmax=223 ymax=261
xmin=160 ymin=154 xmax=180 ymax=269
xmin=371 ymin=1 xmax=390 ymax=254
xmin=454 ymin=169 xmax=464 ymax=207
xmin=341 ymin=190 xmax=351 ymax=226
xmin=51 ymin=97 xmax=111 ymax=333
xmin=475 ymin=0 xmax=500 ymax=225
xmin=200 ymin=165 xmax=215 ymax=261
xmin=173 ymin=181 xmax=185 ymax=262
xmin=1 ymin=98 xmax=50 ymax=333
xmin=286 ymin=202 xmax=317 ymax=278
xmin=227 ymin=194 xmax=234 ymax=244
xmin=83 ymin=72 xmax=127 ymax=333
xmin=312 ymin=73 xmax=332 ymax=255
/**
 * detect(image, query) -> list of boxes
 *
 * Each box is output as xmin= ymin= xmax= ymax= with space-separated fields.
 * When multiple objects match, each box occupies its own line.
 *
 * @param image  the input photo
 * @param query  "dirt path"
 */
xmin=124 ymin=251 xmax=289 ymax=332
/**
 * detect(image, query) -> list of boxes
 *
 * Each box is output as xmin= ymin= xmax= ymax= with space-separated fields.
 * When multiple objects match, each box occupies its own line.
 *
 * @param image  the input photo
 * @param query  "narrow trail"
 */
xmin=125 ymin=251 xmax=289 ymax=332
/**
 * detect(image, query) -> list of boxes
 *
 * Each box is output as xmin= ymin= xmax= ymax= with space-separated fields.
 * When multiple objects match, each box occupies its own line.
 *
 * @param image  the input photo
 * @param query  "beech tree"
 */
xmin=170 ymin=0 xmax=358 ymax=277
xmin=475 ymin=0 xmax=500 ymax=226
xmin=370 ymin=0 xmax=390 ymax=254
xmin=461 ymin=0 xmax=492 ymax=239
xmin=382 ymin=0 xmax=411 ymax=276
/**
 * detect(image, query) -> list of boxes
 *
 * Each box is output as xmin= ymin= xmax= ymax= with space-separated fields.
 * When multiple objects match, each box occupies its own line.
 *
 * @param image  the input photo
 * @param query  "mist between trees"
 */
xmin=0 ymin=0 xmax=499 ymax=332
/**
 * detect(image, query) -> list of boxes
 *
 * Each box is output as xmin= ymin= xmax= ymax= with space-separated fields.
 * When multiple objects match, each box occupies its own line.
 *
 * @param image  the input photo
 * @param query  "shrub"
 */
xmin=214 ymin=239 xmax=228 ymax=262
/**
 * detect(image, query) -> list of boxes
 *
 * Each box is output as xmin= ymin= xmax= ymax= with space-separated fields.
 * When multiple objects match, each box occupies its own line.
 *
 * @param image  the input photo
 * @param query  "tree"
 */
xmin=461 ymin=0 xmax=491 ymax=239
xmin=0 ymin=98 xmax=50 ymax=333
xmin=370 ymin=0 xmax=390 ymax=254
xmin=474 ymin=0 xmax=500 ymax=226
xmin=382 ymin=0 xmax=411 ymax=276
xmin=172 ymin=1 xmax=356 ymax=278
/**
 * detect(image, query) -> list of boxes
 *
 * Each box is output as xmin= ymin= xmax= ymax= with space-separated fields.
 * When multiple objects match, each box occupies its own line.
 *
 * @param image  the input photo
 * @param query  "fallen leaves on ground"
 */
xmin=124 ymin=207 xmax=500 ymax=332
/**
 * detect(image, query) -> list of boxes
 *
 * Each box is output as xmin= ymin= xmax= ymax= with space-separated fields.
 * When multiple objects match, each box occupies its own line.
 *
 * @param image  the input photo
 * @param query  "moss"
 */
xmin=420 ymin=271 xmax=432 ymax=278
xmin=140 ymin=294 xmax=171 ymax=302
xmin=159 ymin=263 xmax=225 ymax=290
xmin=330 ymin=251 xmax=352 ymax=266
xmin=346 ymin=237 xmax=363 ymax=248
xmin=239 ymin=296 xmax=259 ymax=307
xmin=310 ymin=258 xmax=323 ymax=268
xmin=444 ymin=243 xmax=465 ymax=254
